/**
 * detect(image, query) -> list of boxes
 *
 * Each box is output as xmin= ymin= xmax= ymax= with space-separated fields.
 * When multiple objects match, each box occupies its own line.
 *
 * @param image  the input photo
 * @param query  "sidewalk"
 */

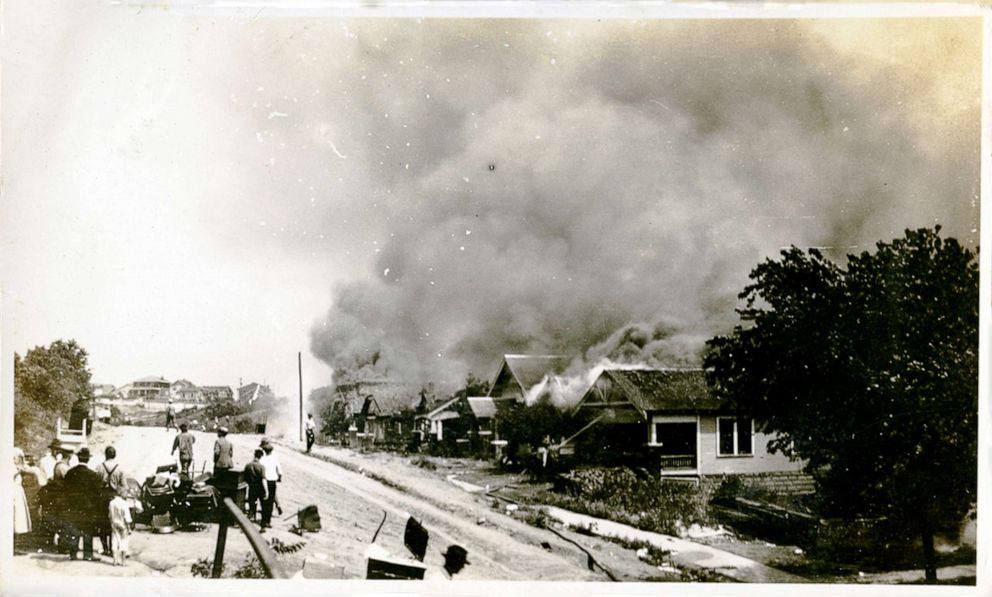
xmin=543 ymin=506 xmax=808 ymax=583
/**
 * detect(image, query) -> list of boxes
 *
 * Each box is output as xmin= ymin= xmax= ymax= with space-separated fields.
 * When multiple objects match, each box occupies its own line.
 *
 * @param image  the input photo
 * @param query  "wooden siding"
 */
xmin=696 ymin=415 xmax=805 ymax=476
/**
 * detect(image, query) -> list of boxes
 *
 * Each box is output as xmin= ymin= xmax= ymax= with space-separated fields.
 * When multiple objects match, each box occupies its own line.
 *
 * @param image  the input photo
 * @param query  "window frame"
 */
xmin=648 ymin=414 xmax=698 ymax=447
xmin=716 ymin=416 xmax=754 ymax=457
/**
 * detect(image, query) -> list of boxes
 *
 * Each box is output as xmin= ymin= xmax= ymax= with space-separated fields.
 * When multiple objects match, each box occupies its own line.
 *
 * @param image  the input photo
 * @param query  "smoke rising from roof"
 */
xmin=307 ymin=19 xmax=979 ymax=391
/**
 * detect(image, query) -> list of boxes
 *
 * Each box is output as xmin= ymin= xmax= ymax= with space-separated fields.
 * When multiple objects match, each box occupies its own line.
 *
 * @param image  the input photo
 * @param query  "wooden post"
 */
xmin=211 ymin=515 xmax=228 ymax=578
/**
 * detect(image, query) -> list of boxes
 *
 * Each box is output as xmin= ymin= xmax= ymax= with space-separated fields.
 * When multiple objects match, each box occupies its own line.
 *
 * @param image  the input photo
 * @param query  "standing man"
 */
xmin=258 ymin=440 xmax=282 ymax=529
xmin=98 ymin=446 xmax=125 ymax=553
xmin=99 ymin=446 xmax=126 ymax=495
xmin=171 ymin=423 xmax=196 ymax=477
xmin=165 ymin=399 xmax=177 ymax=431
xmin=213 ymin=427 xmax=234 ymax=473
xmin=305 ymin=413 xmax=317 ymax=454
xmin=63 ymin=447 xmax=104 ymax=561
xmin=242 ymin=448 xmax=268 ymax=524
xmin=40 ymin=440 xmax=60 ymax=481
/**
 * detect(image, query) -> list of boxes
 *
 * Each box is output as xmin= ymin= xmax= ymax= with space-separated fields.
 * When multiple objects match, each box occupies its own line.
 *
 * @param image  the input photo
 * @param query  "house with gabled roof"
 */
xmin=483 ymin=354 xmax=571 ymax=459
xmin=413 ymin=393 xmax=498 ymax=457
xmin=336 ymin=378 xmax=429 ymax=446
xmin=237 ymin=382 xmax=275 ymax=405
xmin=419 ymin=396 xmax=462 ymax=441
xmin=574 ymin=368 xmax=806 ymax=482
xmin=488 ymin=354 xmax=571 ymax=405
xmin=200 ymin=385 xmax=234 ymax=402
xmin=171 ymin=379 xmax=204 ymax=403
xmin=467 ymin=396 xmax=496 ymax=433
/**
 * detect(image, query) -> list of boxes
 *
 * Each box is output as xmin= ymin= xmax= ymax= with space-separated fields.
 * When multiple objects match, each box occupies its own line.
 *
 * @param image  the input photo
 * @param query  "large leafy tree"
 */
xmin=705 ymin=227 xmax=978 ymax=582
xmin=14 ymin=339 xmax=95 ymax=453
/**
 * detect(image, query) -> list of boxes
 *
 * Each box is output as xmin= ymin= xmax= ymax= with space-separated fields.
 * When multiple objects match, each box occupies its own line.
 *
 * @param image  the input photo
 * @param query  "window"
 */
xmin=718 ymin=417 xmax=753 ymax=456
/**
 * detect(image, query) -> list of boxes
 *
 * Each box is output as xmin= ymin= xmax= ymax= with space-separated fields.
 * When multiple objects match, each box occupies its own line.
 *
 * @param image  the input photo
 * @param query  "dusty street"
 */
xmin=11 ymin=424 xmax=622 ymax=581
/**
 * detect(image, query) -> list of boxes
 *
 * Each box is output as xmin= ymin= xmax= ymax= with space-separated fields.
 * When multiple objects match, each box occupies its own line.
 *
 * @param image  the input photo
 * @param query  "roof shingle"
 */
xmin=599 ymin=369 xmax=721 ymax=413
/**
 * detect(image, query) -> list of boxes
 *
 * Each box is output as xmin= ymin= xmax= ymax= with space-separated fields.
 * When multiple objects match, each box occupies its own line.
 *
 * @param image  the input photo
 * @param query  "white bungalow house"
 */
xmin=574 ymin=368 xmax=807 ymax=483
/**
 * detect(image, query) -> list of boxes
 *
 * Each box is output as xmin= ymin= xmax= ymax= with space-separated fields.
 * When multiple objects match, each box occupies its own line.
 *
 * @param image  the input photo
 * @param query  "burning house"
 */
xmin=483 ymin=354 xmax=571 ymax=457
xmin=573 ymin=368 xmax=809 ymax=490
xmin=332 ymin=378 xmax=430 ymax=449
xmin=488 ymin=355 xmax=571 ymax=408
xmin=416 ymin=394 xmax=496 ymax=457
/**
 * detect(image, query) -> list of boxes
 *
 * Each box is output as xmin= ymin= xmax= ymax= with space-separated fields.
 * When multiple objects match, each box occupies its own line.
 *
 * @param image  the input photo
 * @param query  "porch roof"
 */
xmin=467 ymin=396 xmax=496 ymax=419
xmin=422 ymin=396 xmax=461 ymax=420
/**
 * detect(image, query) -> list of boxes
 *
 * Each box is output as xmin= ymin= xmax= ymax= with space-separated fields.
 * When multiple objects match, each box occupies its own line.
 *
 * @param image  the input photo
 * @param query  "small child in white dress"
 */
xmin=108 ymin=493 xmax=133 ymax=566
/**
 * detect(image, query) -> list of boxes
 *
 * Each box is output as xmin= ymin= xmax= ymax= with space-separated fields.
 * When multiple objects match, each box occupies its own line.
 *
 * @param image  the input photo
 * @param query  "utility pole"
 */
xmin=298 ymin=352 xmax=303 ymax=442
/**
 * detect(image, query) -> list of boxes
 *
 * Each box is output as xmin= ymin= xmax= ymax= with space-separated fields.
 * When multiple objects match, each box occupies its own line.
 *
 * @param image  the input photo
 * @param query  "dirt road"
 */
xmin=11 ymin=424 xmax=611 ymax=580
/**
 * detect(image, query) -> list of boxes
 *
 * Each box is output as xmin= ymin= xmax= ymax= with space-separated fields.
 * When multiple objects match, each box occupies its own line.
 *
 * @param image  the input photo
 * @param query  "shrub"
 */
xmin=519 ymin=507 xmax=550 ymax=529
xmin=268 ymin=537 xmax=306 ymax=554
xmin=231 ymin=554 xmax=268 ymax=579
xmin=190 ymin=558 xmax=214 ymax=578
xmin=412 ymin=456 xmax=437 ymax=470
xmin=546 ymin=466 xmax=708 ymax=536
xmin=189 ymin=537 xmax=303 ymax=578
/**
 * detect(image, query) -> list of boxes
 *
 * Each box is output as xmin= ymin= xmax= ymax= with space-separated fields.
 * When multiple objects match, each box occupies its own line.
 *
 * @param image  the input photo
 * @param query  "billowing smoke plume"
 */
xmin=306 ymin=19 xmax=979 ymax=394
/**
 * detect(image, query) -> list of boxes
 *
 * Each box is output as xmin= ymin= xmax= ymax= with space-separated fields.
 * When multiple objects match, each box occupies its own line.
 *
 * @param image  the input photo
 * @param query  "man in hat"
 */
xmin=62 ymin=447 xmax=105 ymax=560
xmin=426 ymin=545 xmax=470 ymax=580
xmin=165 ymin=399 xmax=177 ymax=431
xmin=40 ymin=439 xmax=61 ymax=481
xmin=213 ymin=427 xmax=234 ymax=474
xmin=258 ymin=440 xmax=282 ymax=528
xmin=242 ymin=448 xmax=268 ymax=524
xmin=171 ymin=423 xmax=196 ymax=477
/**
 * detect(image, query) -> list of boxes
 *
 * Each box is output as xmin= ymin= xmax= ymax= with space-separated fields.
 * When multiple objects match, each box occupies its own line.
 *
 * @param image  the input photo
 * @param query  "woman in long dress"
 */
xmin=13 ymin=448 xmax=32 ymax=537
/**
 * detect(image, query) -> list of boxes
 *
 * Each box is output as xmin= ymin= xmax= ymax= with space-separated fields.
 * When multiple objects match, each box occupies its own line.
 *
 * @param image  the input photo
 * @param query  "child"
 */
xmin=108 ymin=491 xmax=133 ymax=566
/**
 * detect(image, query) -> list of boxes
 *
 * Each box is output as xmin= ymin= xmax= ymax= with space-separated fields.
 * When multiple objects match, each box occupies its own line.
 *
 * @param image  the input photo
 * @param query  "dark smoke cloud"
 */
xmin=304 ymin=19 xmax=979 ymax=391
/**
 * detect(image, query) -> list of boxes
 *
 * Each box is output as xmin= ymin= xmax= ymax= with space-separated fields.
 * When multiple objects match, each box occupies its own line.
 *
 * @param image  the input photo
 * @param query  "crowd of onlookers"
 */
xmin=13 ymin=424 xmax=288 ymax=567
xmin=13 ymin=440 xmax=138 ymax=566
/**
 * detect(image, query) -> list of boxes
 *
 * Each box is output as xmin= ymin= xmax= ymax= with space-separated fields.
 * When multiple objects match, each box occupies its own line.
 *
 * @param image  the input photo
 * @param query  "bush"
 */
xmin=519 ymin=507 xmax=550 ymax=529
xmin=412 ymin=456 xmax=437 ymax=471
xmin=190 ymin=558 xmax=214 ymax=578
xmin=189 ymin=537 xmax=305 ymax=578
xmin=545 ymin=466 xmax=708 ymax=536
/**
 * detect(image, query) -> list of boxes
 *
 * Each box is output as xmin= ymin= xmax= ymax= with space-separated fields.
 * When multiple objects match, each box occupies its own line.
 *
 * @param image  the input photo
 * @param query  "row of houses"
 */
xmin=339 ymin=354 xmax=805 ymax=485
xmin=92 ymin=377 xmax=270 ymax=413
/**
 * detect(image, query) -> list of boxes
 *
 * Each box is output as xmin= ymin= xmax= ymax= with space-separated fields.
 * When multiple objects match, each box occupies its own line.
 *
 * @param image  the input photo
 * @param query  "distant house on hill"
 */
xmin=574 ymin=368 xmax=808 ymax=489
xmin=95 ymin=384 xmax=140 ymax=409
xmin=91 ymin=383 xmax=122 ymax=413
xmin=129 ymin=376 xmax=171 ymax=399
xmin=200 ymin=385 xmax=234 ymax=402
xmin=238 ymin=382 xmax=275 ymax=405
xmin=170 ymin=379 xmax=204 ymax=403
xmin=90 ymin=384 xmax=116 ymax=397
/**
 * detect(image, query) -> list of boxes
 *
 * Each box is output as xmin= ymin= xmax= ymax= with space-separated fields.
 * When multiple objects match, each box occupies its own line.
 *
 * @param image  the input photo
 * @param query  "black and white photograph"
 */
xmin=1 ymin=1 xmax=985 ymax=593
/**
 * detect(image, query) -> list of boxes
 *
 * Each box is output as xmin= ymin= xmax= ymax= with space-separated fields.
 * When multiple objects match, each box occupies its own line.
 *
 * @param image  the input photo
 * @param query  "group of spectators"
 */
xmin=13 ymin=421 xmax=291 ymax=569
xmin=13 ymin=440 xmax=136 ymax=565
xmin=169 ymin=422 xmax=284 ymax=531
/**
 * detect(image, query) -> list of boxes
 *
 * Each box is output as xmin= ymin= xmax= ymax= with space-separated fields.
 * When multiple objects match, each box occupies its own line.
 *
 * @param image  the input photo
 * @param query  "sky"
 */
xmin=1 ymin=3 xmax=981 ymax=402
